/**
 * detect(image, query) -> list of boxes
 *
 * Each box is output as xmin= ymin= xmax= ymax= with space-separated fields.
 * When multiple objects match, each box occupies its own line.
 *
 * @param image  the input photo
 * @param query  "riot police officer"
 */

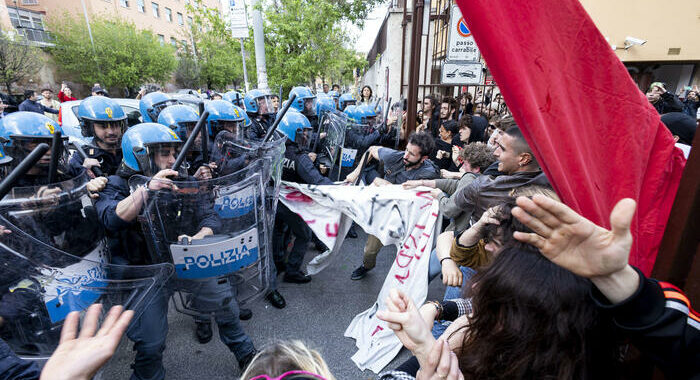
xmin=0 ymin=112 xmax=72 ymax=186
xmin=139 ymin=91 xmax=179 ymax=122
xmin=274 ymin=111 xmax=334 ymax=284
xmin=288 ymin=86 xmax=317 ymax=127
xmin=327 ymin=90 xmax=340 ymax=109
xmin=157 ymin=104 xmax=216 ymax=180
xmin=95 ymin=123 xmax=257 ymax=379
xmin=244 ymin=89 xmax=277 ymax=139
xmin=223 ymin=90 xmax=245 ymax=108
xmin=339 ymin=93 xmax=356 ymax=111
xmin=68 ymin=96 xmax=127 ymax=177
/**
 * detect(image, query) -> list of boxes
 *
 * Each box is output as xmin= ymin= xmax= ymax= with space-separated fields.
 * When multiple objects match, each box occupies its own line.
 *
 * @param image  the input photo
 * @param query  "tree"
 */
xmin=185 ymin=0 xmax=255 ymax=90
xmin=259 ymin=0 xmax=379 ymax=94
xmin=0 ymin=31 xmax=43 ymax=93
xmin=174 ymin=46 xmax=201 ymax=89
xmin=47 ymin=16 xmax=177 ymax=90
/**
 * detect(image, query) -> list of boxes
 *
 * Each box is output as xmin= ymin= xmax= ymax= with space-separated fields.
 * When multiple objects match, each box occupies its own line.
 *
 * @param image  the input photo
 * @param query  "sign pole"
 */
xmin=406 ymin=0 xmax=425 ymax=138
xmin=240 ymin=38 xmax=250 ymax=92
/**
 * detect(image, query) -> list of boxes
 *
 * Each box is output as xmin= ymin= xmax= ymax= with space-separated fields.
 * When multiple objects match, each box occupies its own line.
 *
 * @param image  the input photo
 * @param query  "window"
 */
xmin=187 ymin=16 xmax=193 ymax=25
xmin=165 ymin=7 xmax=172 ymax=22
xmin=177 ymin=12 xmax=184 ymax=25
xmin=157 ymin=34 xmax=164 ymax=45
xmin=151 ymin=2 xmax=159 ymax=17
xmin=137 ymin=0 xmax=145 ymax=12
xmin=170 ymin=37 xmax=177 ymax=46
xmin=181 ymin=39 xmax=187 ymax=47
xmin=119 ymin=0 xmax=129 ymax=7
xmin=21 ymin=0 xmax=39 ymax=5
xmin=7 ymin=8 xmax=51 ymax=44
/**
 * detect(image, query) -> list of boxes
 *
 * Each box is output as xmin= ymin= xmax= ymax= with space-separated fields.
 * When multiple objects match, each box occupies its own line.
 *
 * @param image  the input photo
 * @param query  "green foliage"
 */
xmin=0 ymin=31 xmax=43 ymax=93
xmin=47 ymin=16 xmax=176 ymax=89
xmin=185 ymin=0 xmax=255 ymax=89
xmin=259 ymin=0 xmax=376 ymax=95
xmin=174 ymin=46 xmax=201 ymax=89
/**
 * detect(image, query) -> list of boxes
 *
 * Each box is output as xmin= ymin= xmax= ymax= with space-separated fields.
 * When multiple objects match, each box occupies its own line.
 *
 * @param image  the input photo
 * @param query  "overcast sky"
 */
xmin=351 ymin=2 xmax=390 ymax=53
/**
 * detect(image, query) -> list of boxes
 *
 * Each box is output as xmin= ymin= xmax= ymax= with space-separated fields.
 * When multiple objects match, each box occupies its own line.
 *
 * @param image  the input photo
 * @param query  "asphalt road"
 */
xmin=100 ymin=229 xmax=445 ymax=379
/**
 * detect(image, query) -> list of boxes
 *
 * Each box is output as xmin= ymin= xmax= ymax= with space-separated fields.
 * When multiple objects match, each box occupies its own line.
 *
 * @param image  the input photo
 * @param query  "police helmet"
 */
xmin=278 ymin=110 xmax=313 ymax=149
xmin=139 ymin=92 xmax=179 ymax=123
xmin=157 ymin=105 xmax=200 ymax=142
xmin=243 ymin=89 xmax=276 ymax=116
xmin=358 ymin=103 xmax=378 ymax=125
xmin=315 ymin=95 xmax=336 ymax=121
xmin=121 ymin=122 xmax=182 ymax=176
xmin=288 ymin=87 xmax=316 ymax=116
xmin=0 ymin=112 xmax=66 ymax=168
xmin=343 ymin=105 xmax=362 ymax=123
xmin=205 ymin=100 xmax=247 ymax=138
xmin=339 ymin=93 xmax=356 ymax=111
xmin=223 ymin=91 xmax=245 ymax=107
xmin=77 ymin=96 xmax=127 ymax=138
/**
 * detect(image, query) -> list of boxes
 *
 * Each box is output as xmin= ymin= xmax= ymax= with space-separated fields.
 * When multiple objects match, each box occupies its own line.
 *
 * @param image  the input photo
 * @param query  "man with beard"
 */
xmin=345 ymin=132 xmax=440 ymax=280
xmin=68 ymin=96 xmax=127 ymax=178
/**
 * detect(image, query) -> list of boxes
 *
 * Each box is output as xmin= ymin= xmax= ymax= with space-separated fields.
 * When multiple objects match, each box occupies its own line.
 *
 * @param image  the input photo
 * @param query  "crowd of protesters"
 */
xmin=0 ymin=77 xmax=697 ymax=380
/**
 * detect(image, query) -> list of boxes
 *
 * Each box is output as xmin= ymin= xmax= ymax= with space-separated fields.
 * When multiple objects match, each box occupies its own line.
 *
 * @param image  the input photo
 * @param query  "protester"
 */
xmin=417 ymin=95 xmax=440 ymax=137
xmin=660 ymin=112 xmax=696 ymax=158
xmin=39 ymin=88 xmax=60 ymax=122
xmin=240 ymin=341 xmax=336 ymax=380
xmin=345 ymin=132 xmax=440 ymax=280
xmin=458 ymin=93 xmax=473 ymax=119
xmin=18 ymin=90 xmax=59 ymax=116
xmin=58 ymin=82 xmax=77 ymax=102
xmin=646 ymin=82 xmax=683 ymax=114
xmin=432 ymin=120 xmax=460 ymax=170
xmin=360 ymin=85 xmax=373 ymax=105
xmin=91 ymin=84 xmax=107 ymax=97
xmin=439 ymin=97 xmax=457 ymax=123
xmin=322 ymin=83 xmax=330 ymax=94
xmin=683 ymin=89 xmax=700 ymax=118
xmin=0 ymin=304 xmax=134 ymax=380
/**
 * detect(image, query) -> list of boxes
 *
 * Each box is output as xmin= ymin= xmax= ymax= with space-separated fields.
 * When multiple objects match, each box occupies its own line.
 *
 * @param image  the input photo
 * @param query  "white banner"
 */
xmin=279 ymin=182 xmax=441 ymax=372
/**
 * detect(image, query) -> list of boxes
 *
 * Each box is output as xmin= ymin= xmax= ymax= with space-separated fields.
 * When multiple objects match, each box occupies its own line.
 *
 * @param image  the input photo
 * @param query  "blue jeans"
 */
xmin=427 ymin=249 xmax=476 ymax=339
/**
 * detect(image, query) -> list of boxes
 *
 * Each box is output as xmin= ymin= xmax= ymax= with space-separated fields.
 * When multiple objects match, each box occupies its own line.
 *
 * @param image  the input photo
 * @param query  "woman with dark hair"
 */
xmin=377 ymin=200 xmax=620 ymax=380
xmin=360 ymin=85 xmax=373 ymax=105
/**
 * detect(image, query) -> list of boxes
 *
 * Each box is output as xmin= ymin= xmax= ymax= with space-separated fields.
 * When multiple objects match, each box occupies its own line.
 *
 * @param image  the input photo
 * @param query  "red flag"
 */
xmin=455 ymin=0 xmax=686 ymax=274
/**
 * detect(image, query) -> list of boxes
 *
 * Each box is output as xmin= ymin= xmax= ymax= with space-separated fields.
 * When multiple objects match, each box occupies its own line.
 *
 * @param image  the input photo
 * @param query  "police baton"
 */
xmin=373 ymin=97 xmax=381 ymax=113
xmin=352 ymin=150 xmax=371 ymax=186
xmin=384 ymin=97 xmax=392 ymax=125
xmin=198 ymin=102 xmax=209 ymax=163
xmin=172 ymin=109 xmax=210 ymax=172
xmin=263 ymin=93 xmax=297 ymax=142
xmin=47 ymin=131 xmax=63 ymax=184
xmin=69 ymin=142 xmax=104 ymax=178
xmin=0 ymin=143 xmax=50 ymax=200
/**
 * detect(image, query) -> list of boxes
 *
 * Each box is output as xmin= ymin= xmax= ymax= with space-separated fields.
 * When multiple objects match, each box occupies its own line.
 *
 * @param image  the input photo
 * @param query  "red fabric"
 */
xmin=57 ymin=92 xmax=76 ymax=103
xmin=455 ymin=0 xmax=686 ymax=275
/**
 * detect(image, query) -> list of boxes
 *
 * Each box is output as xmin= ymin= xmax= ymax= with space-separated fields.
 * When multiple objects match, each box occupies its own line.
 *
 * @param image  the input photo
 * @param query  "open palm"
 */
xmin=511 ymin=195 xmax=636 ymax=279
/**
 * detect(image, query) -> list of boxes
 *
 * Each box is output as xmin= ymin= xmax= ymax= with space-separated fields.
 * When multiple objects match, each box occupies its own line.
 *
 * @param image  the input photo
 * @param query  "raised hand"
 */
xmin=40 ymin=304 xmax=134 ymax=380
xmin=376 ymin=289 xmax=436 ymax=357
xmin=416 ymin=339 xmax=464 ymax=380
xmin=512 ymin=195 xmax=640 ymax=303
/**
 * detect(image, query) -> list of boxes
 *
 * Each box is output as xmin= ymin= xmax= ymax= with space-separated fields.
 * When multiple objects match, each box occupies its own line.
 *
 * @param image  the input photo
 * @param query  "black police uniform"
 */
xmin=67 ymin=144 xmax=122 ymax=178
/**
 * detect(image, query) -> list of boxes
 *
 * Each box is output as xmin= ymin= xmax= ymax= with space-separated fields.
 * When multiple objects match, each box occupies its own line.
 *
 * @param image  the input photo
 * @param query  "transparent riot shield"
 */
xmin=314 ymin=111 xmax=347 ymax=173
xmin=336 ymin=117 xmax=381 ymax=181
xmin=129 ymin=156 xmax=275 ymax=316
xmin=0 ymin=174 xmax=174 ymax=359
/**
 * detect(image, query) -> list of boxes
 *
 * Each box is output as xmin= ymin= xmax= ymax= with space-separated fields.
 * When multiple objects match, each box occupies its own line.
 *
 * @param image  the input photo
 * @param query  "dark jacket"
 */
xmin=67 ymin=145 xmax=122 ymax=178
xmin=248 ymin=116 xmax=272 ymax=139
xmin=18 ymin=99 xmax=58 ymax=115
xmin=453 ymin=170 xmax=550 ymax=223
xmin=469 ymin=115 xmax=488 ymax=143
xmin=281 ymin=142 xmax=334 ymax=185
xmin=652 ymin=93 xmax=684 ymax=115
xmin=0 ymin=339 xmax=40 ymax=380
xmin=591 ymin=267 xmax=700 ymax=379
xmin=683 ymin=98 xmax=699 ymax=119
xmin=377 ymin=147 xmax=440 ymax=184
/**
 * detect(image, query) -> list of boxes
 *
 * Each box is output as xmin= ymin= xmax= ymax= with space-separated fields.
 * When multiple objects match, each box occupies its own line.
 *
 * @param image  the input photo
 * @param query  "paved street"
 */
xmin=101 ymin=229 xmax=445 ymax=379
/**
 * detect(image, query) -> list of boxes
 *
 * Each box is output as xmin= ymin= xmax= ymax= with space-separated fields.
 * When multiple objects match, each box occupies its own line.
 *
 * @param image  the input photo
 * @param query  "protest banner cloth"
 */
xmin=279 ymin=183 xmax=441 ymax=372
xmin=455 ymin=0 xmax=686 ymax=275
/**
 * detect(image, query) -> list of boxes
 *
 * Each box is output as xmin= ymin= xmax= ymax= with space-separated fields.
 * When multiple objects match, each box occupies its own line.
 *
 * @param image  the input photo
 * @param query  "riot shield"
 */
xmin=314 ymin=111 xmax=347 ymax=172
xmin=336 ymin=117 xmax=381 ymax=181
xmin=0 ymin=174 xmax=173 ymax=359
xmin=129 ymin=156 xmax=276 ymax=315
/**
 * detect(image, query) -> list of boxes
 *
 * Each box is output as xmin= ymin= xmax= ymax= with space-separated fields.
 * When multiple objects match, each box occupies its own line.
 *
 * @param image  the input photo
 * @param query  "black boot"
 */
xmin=265 ymin=290 xmax=286 ymax=309
xmin=195 ymin=321 xmax=213 ymax=344
xmin=239 ymin=308 xmax=252 ymax=320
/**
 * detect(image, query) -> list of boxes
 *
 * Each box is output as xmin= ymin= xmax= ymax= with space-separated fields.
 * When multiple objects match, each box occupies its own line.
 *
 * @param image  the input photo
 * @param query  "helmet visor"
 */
xmin=150 ymin=100 xmax=180 ymax=121
xmin=211 ymin=120 xmax=245 ymax=140
xmin=302 ymin=97 xmax=317 ymax=115
xmin=295 ymin=128 xmax=313 ymax=150
xmin=178 ymin=121 xmax=200 ymax=150
xmin=139 ymin=143 xmax=184 ymax=177
xmin=256 ymin=95 xmax=276 ymax=115
xmin=9 ymin=136 xmax=69 ymax=171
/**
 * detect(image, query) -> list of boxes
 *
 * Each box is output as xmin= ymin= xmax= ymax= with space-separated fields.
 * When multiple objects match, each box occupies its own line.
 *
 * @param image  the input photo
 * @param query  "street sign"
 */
xmin=227 ymin=0 xmax=249 ymax=39
xmin=440 ymin=62 xmax=484 ymax=85
xmin=447 ymin=4 xmax=480 ymax=62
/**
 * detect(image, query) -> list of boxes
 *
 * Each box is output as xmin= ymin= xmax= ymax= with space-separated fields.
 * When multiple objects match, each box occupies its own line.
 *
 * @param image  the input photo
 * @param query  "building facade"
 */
xmin=361 ymin=0 xmax=700 ymax=103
